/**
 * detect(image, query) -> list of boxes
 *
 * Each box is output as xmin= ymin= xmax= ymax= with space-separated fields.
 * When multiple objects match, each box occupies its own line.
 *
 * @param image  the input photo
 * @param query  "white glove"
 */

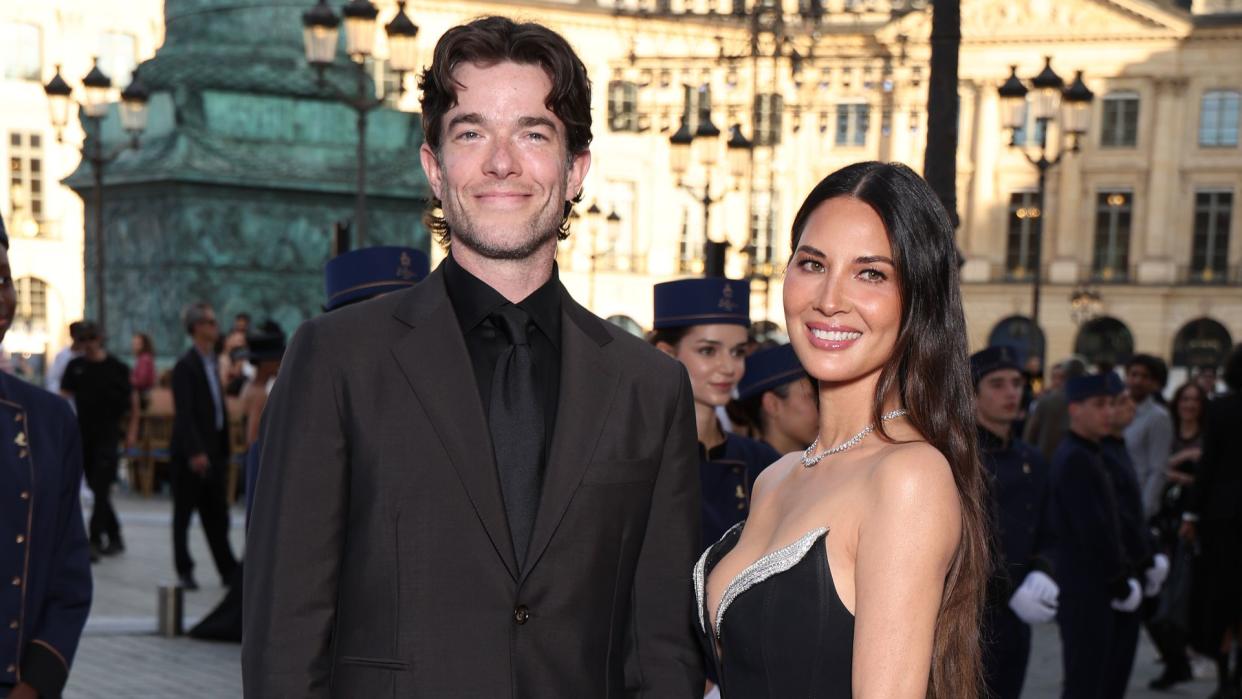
xmin=1020 ymin=570 xmax=1060 ymax=606
xmin=1111 ymin=578 xmax=1142 ymax=612
xmin=1144 ymin=553 xmax=1170 ymax=597
xmin=1008 ymin=574 xmax=1059 ymax=624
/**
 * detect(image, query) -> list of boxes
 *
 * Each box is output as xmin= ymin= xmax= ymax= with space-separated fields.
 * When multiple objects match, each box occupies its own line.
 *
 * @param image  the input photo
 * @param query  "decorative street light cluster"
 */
xmin=997 ymin=57 xmax=1095 ymax=353
xmin=300 ymin=0 xmax=419 ymax=249
xmin=43 ymin=58 xmax=150 ymax=335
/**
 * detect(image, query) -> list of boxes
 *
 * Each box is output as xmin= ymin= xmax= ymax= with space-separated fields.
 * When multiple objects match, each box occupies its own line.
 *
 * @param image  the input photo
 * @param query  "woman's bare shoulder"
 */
xmin=865 ymin=441 xmax=959 ymax=518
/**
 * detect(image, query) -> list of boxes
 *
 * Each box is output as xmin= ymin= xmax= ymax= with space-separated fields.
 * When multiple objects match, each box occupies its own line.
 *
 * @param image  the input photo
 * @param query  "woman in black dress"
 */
xmin=693 ymin=162 xmax=989 ymax=698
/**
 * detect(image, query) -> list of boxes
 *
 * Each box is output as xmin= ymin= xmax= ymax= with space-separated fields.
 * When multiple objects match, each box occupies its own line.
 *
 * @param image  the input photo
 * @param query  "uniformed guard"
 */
xmin=735 ymin=343 xmax=818 ymax=455
xmin=0 ymin=217 xmax=92 ymax=698
xmin=650 ymin=278 xmax=779 ymax=549
xmin=1099 ymin=374 xmax=1167 ymax=698
xmin=1051 ymin=373 xmax=1144 ymax=699
xmin=971 ymin=345 xmax=1059 ymax=699
xmin=322 ymin=245 xmax=430 ymax=312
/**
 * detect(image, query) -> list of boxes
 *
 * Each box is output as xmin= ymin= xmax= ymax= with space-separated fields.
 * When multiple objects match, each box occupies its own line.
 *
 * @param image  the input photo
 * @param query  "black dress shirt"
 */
xmin=442 ymin=254 xmax=562 ymax=454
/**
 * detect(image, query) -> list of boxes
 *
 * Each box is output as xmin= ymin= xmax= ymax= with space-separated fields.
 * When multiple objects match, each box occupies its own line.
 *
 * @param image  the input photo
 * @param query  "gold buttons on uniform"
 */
xmin=10 ymin=577 xmax=19 ymax=586
xmin=13 ymin=432 xmax=26 ymax=447
xmin=5 ymin=663 xmax=13 ymax=673
xmin=15 ymin=535 xmax=24 ymax=544
xmin=19 ymin=491 xmax=29 ymax=500
xmin=1022 ymin=463 xmax=1031 ymax=474
xmin=7 ymin=620 xmax=16 ymax=629
xmin=18 ymin=449 xmax=26 ymax=458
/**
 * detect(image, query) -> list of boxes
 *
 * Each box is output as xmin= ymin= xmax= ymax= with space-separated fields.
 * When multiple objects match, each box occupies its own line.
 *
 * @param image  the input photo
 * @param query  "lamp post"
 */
xmin=44 ymin=59 xmax=149 ymax=335
xmin=585 ymin=203 xmax=622 ymax=310
xmin=301 ymin=0 xmax=419 ymax=249
xmin=998 ymin=58 xmax=1093 ymax=355
xmin=668 ymin=90 xmax=753 ymax=277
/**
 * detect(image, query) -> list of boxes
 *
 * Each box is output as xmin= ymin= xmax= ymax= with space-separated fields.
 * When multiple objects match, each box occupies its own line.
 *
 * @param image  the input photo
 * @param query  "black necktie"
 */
xmin=488 ymin=305 xmax=545 ymax=568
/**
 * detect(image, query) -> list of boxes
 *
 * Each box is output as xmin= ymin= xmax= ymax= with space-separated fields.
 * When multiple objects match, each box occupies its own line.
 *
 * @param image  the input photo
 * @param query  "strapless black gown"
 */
xmin=693 ymin=521 xmax=855 ymax=697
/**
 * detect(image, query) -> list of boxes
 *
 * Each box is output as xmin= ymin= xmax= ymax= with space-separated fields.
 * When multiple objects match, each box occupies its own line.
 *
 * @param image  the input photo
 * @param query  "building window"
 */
xmin=1005 ymin=191 xmax=1042 ymax=279
xmin=1093 ymin=190 xmax=1133 ymax=280
xmin=8 ymin=131 xmax=45 ymax=232
xmin=753 ymin=93 xmax=783 ymax=146
xmin=1 ymin=23 xmax=41 ymax=82
xmin=1200 ymin=90 xmax=1240 ymax=148
xmin=1192 ymin=190 xmax=1232 ymax=283
xmin=607 ymin=81 xmax=639 ymax=132
xmin=1100 ymin=91 xmax=1139 ymax=148
xmin=835 ymin=103 xmax=869 ymax=147
xmin=98 ymin=31 xmax=136 ymax=88
xmin=14 ymin=277 xmax=48 ymax=328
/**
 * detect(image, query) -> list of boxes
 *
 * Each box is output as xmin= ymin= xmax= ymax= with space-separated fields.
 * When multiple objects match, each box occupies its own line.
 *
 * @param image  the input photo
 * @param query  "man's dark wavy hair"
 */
xmin=417 ymin=16 xmax=592 ymax=247
xmin=789 ymin=161 xmax=989 ymax=699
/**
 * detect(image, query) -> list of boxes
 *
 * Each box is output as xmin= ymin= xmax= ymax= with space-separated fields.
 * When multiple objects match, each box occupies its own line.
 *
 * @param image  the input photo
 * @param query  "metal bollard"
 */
xmin=158 ymin=584 xmax=184 ymax=637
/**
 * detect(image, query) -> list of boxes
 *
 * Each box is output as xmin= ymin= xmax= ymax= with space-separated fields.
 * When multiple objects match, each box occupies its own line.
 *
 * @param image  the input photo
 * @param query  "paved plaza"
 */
xmin=62 ymin=492 xmax=1217 ymax=697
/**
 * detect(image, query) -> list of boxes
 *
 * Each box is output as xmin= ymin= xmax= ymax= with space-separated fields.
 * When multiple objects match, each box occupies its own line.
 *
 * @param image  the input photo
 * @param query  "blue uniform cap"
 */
xmin=652 ymin=278 xmax=750 ymax=330
xmin=970 ymin=345 xmax=1022 ymax=386
xmin=1104 ymin=371 xmax=1126 ymax=397
xmin=1066 ymin=373 xmax=1118 ymax=403
xmin=324 ymin=246 xmax=429 ymax=311
xmin=738 ymin=344 xmax=807 ymax=400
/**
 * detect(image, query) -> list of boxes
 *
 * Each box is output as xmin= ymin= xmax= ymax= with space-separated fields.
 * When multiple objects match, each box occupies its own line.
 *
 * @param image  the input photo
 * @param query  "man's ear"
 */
xmin=420 ymin=143 xmax=444 ymax=200
xmin=761 ymin=390 xmax=781 ymax=418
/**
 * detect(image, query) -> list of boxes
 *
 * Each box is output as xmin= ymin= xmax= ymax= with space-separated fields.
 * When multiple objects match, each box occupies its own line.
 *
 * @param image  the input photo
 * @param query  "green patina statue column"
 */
xmin=64 ymin=0 xmax=430 ymax=361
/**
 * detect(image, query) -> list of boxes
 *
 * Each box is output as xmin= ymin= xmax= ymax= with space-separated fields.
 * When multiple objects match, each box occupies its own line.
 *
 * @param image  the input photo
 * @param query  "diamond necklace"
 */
xmin=800 ymin=409 xmax=910 ymax=469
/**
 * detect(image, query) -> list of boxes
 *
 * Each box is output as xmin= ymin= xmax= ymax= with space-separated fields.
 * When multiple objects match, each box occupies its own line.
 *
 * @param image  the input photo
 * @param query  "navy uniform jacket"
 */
xmin=0 ymin=372 xmax=92 ymax=697
xmin=1050 ymin=432 xmax=1130 ymax=599
xmin=700 ymin=432 xmax=779 ymax=548
xmin=1100 ymin=436 xmax=1153 ymax=574
xmin=978 ymin=426 xmax=1056 ymax=602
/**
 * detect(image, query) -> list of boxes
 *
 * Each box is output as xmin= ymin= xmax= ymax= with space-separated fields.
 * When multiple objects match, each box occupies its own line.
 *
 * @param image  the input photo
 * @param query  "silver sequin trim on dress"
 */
xmin=694 ymin=522 xmax=744 ymax=635
xmin=712 ymin=527 xmax=829 ymax=639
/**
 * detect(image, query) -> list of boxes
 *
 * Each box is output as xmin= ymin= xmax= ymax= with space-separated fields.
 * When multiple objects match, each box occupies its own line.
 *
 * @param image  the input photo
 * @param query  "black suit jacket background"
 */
xmin=243 ymin=267 xmax=704 ymax=698
xmin=170 ymin=349 xmax=228 ymax=462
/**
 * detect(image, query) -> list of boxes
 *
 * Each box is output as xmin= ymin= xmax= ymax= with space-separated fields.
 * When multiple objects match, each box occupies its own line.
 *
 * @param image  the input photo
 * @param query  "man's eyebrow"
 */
xmin=447 ymin=113 xmax=485 ymax=130
xmin=517 ymin=116 xmax=557 ymax=130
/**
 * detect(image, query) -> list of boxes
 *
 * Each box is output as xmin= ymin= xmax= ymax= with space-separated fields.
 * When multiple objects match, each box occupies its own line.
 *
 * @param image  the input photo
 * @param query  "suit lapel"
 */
xmin=523 ymin=291 xmax=619 ymax=578
xmin=389 ymin=269 xmax=519 ymax=580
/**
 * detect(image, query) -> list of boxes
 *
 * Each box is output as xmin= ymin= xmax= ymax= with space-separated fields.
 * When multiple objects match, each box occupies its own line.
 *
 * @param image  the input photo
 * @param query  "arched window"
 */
xmin=14 ymin=277 xmax=48 ymax=328
xmin=1171 ymin=317 xmax=1232 ymax=369
xmin=1074 ymin=316 xmax=1134 ymax=369
xmin=1200 ymin=90 xmax=1240 ymax=148
xmin=988 ymin=315 xmax=1045 ymax=366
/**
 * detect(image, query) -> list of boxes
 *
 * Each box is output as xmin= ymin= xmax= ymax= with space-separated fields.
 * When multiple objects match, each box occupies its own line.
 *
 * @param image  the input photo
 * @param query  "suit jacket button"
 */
xmin=514 ymin=605 xmax=530 ymax=625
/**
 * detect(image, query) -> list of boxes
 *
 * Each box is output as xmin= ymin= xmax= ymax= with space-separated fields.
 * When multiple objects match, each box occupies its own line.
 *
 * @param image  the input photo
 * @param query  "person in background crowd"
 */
xmin=0 ymin=214 xmax=92 ymax=699
xmin=734 ymin=343 xmax=818 ymax=455
xmin=59 ymin=322 xmax=132 ymax=558
xmin=130 ymin=333 xmax=156 ymax=404
xmin=971 ymin=345 xmax=1060 ymax=699
xmin=1101 ymin=380 xmax=1167 ymax=698
xmin=170 ymin=302 xmax=239 ymax=591
xmin=1024 ymin=356 xmax=1087 ymax=462
xmin=1125 ymin=354 xmax=1175 ymax=517
xmin=1195 ymin=365 xmax=1219 ymax=400
xmin=1052 ymin=373 xmax=1144 ymax=698
xmin=218 ymin=325 xmax=250 ymax=398
xmin=231 ymin=313 xmax=251 ymax=337
xmin=1181 ymin=343 xmax=1242 ymax=699
xmin=44 ymin=321 xmax=86 ymax=396
xmin=650 ymin=277 xmax=780 ymax=552
xmin=1146 ymin=380 xmax=1208 ymax=690
xmin=240 ymin=321 xmax=285 ymax=517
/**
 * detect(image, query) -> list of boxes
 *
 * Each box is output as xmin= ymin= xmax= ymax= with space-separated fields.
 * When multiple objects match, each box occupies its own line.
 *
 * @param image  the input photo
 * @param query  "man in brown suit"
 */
xmin=242 ymin=17 xmax=703 ymax=698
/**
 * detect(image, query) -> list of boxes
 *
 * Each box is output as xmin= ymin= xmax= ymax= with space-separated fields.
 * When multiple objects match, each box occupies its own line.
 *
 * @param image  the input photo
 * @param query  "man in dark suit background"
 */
xmin=170 ymin=302 xmax=239 ymax=591
xmin=243 ymin=17 xmax=703 ymax=697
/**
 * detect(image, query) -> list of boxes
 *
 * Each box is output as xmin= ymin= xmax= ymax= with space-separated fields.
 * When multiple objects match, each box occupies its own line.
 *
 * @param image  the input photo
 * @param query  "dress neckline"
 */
xmin=694 ymin=522 xmax=830 ymax=639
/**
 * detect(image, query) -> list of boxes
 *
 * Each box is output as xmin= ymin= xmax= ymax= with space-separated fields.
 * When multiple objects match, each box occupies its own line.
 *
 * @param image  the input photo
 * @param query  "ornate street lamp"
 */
xmin=300 ymin=0 xmax=419 ymax=249
xmin=998 ymin=58 xmax=1094 ymax=361
xmin=44 ymin=60 xmax=148 ymax=336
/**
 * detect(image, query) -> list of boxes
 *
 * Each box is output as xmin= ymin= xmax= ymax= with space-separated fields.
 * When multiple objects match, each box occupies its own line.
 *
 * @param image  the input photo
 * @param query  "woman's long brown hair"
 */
xmin=790 ymin=161 xmax=991 ymax=698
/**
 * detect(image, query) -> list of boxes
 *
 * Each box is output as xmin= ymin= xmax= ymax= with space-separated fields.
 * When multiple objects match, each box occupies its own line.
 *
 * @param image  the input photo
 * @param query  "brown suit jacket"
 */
xmin=242 ymin=266 xmax=704 ymax=697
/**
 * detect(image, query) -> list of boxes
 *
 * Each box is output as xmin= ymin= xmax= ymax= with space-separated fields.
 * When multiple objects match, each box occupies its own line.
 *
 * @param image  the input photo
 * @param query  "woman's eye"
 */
xmin=859 ymin=268 xmax=888 ymax=282
xmin=698 ymin=347 xmax=715 ymax=356
xmin=730 ymin=348 xmax=747 ymax=359
xmin=797 ymin=258 xmax=824 ymax=273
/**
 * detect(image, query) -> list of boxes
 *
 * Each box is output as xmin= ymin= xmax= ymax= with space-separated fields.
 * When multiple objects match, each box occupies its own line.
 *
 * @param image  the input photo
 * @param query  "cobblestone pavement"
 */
xmin=63 ymin=492 xmax=1218 ymax=697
